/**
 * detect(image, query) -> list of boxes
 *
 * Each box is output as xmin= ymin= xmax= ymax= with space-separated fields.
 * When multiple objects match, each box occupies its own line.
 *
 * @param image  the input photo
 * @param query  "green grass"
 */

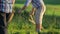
xmin=8 ymin=0 xmax=60 ymax=34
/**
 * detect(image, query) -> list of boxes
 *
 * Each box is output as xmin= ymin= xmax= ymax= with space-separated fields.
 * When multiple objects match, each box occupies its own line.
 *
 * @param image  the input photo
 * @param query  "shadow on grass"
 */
xmin=44 ymin=0 xmax=60 ymax=5
xmin=12 ymin=31 xmax=60 ymax=34
xmin=43 ymin=15 xmax=60 ymax=29
xmin=15 ymin=0 xmax=25 ymax=4
xmin=15 ymin=0 xmax=60 ymax=5
xmin=40 ymin=31 xmax=59 ymax=34
xmin=13 ymin=32 xmax=20 ymax=34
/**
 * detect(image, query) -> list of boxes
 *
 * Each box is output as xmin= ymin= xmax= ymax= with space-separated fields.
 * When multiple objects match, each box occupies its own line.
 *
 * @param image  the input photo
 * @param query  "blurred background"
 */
xmin=8 ymin=0 xmax=60 ymax=34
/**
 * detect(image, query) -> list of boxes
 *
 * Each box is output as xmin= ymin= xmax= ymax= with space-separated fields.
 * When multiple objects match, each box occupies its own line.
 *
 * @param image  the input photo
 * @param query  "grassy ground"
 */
xmin=8 ymin=0 xmax=60 ymax=34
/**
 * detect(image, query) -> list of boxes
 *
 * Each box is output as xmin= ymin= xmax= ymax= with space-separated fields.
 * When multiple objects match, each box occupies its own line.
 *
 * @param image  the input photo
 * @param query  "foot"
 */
xmin=40 ymin=25 xmax=44 ymax=32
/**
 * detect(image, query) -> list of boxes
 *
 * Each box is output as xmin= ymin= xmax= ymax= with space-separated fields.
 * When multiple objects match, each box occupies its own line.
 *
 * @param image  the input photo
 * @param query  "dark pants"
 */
xmin=0 ymin=12 xmax=10 ymax=34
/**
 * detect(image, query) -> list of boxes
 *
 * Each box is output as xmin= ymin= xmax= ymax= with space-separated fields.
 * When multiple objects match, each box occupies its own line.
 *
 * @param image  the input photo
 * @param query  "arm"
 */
xmin=18 ymin=0 xmax=32 ymax=13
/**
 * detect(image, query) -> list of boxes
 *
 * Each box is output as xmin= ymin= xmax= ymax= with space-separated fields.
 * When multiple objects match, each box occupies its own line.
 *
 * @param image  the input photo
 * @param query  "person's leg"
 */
xmin=3 ymin=13 xmax=8 ymax=34
xmin=2 ymin=12 xmax=14 ymax=34
xmin=35 ymin=9 xmax=41 ymax=32
xmin=0 ymin=12 xmax=8 ymax=34
xmin=35 ymin=4 xmax=46 ymax=32
xmin=6 ymin=12 xmax=14 ymax=23
xmin=29 ymin=8 xmax=36 ymax=24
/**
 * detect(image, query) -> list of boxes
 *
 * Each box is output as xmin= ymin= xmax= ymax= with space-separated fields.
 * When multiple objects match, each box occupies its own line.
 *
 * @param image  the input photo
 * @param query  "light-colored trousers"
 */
xmin=35 ymin=3 xmax=46 ymax=25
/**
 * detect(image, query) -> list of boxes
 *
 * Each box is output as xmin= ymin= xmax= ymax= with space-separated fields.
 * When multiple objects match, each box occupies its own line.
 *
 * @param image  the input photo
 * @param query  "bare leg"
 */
xmin=7 ymin=12 xmax=14 ymax=23
xmin=29 ymin=8 xmax=36 ymax=24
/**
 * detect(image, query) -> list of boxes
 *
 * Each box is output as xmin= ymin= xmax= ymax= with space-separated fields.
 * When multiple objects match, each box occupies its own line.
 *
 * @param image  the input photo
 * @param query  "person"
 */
xmin=0 ymin=0 xmax=15 ymax=34
xmin=18 ymin=0 xmax=46 ymax=33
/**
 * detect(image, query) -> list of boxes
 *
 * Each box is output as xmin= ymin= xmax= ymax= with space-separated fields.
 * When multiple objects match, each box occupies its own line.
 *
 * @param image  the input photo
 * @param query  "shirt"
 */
xmin=0 ymin=0 xmax=13 ymax=13
xmin=25 ymin=0 xmax=43 ymax=9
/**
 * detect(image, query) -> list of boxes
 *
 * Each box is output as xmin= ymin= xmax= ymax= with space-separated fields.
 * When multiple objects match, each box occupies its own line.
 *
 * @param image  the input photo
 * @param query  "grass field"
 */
xmin=8 ymin=0 xmax=60 ymax=34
